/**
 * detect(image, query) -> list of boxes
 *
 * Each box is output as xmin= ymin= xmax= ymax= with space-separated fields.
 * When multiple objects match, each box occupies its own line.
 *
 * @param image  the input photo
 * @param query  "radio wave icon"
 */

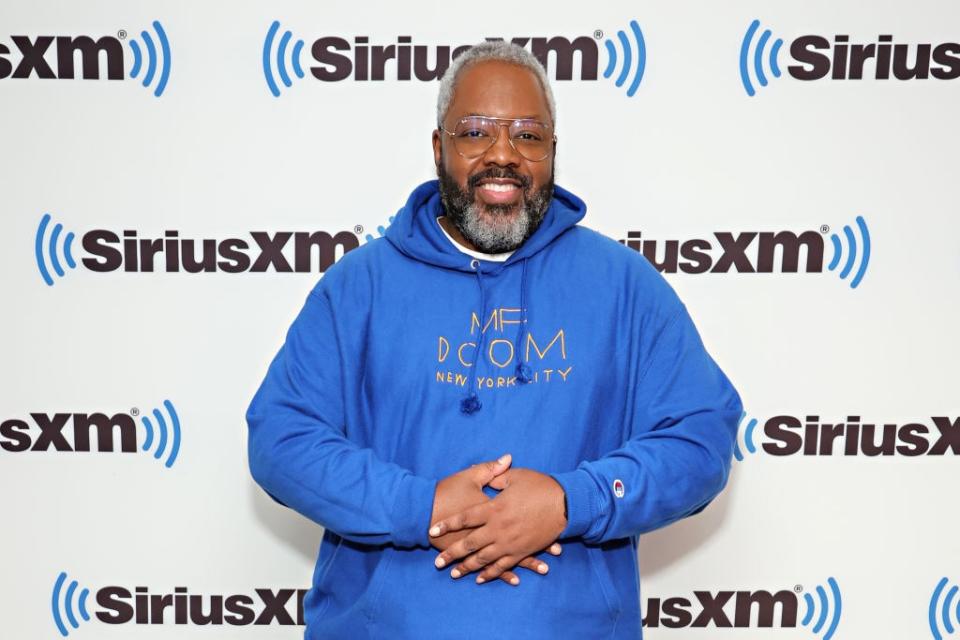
xmin=930 ymin=578 xmax=960 ymax=639
xmin=365 ymin=215 xmax=395 ymax=243
xmin=140 ymin=399 xmax=181 ymax=468
xmin=739 ymin=19 xmax=783 ymax=96
xmin=51 ymin=572 xmax=90 ymax=637
xmin=602 ymin=20 xmax=645 ymax=97
xmin=800 ymin=577 xmax=842 ymax=640
xmin=263 ymin=20 xmax=305 ymax=97
xmin=733 ymin=411 xmax=760 ymax=462
xmin=35 ymin=213 xmax=77 ymax=287
xmin=827 ymin=216 xmax=871 ymax=289
xmin=127 ymin=20 xmax=171 ymax=97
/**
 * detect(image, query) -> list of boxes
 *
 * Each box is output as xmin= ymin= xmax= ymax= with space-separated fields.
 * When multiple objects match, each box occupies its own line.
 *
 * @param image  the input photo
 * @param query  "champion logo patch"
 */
xmin=613 ymin=479 xmax=625 ymax=498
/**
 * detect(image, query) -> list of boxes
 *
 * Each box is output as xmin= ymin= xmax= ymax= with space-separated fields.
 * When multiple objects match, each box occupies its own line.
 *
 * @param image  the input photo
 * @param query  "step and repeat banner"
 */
xmin=2 ymin=1 xmax=957 ymax=638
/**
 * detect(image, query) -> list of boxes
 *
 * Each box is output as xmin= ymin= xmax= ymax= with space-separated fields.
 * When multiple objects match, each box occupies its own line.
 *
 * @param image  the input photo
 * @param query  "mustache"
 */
xmin=467 ymin=167 xmax=532 ymax=191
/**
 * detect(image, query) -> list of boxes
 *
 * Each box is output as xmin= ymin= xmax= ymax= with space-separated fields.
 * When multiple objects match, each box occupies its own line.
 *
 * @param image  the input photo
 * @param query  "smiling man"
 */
xmin=434 ymin=58 xmax=555 ymax=257
xmin=247 ymin=41 xmax=742 ymax=639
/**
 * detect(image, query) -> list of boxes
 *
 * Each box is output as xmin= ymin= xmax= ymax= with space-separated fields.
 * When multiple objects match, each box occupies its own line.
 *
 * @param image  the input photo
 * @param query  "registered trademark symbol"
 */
xmin=354 ymin=225 xmax=364 ymax=235
xmin=130 ymin=407 xmax=139 ymax=416
xmin=820 ymin=224 xmax=830 ymax=234
xmin=794 ymin=584 xmax=803 ymax=593
xmin=594 ymin=29 xmax=604 ymax=40
xmin=118 ymin=29 xmax=127 ymax=40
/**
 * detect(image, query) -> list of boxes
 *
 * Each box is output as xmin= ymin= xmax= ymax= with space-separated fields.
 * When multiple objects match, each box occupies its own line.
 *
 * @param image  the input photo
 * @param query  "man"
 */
xmin=247 ymin=41 xmax=741 ymax=639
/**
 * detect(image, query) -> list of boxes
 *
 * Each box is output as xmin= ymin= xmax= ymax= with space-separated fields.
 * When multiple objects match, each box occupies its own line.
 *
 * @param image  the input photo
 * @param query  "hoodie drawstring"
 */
xmin=514 ymin=258 xmax=533 ymax=384
xmin=460 ymin=260 xmax=486 ymax=414
xmin=460 ymin=257 xmax=532 ymax=415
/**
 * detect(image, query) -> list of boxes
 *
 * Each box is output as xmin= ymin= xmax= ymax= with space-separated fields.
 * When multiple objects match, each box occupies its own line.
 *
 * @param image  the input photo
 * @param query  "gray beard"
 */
xmin=437 ymin=159 xmax=553 ymax=254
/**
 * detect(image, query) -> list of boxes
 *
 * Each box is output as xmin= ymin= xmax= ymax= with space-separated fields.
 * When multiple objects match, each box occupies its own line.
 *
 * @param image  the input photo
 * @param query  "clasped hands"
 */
xmin=428 ymin=453 xmax=567 ymax=587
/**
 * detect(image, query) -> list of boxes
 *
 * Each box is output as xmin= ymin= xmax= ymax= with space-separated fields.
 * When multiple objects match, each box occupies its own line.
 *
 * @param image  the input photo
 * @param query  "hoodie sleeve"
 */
xmin=246 ymin=289 xmax=437 ymax=548
xmin=549 ymin=302 xmax=741 ymax=544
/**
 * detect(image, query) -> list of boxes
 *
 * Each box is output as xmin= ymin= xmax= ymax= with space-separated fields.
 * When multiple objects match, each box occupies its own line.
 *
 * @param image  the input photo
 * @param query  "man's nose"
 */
xmin=482 ymin=123 xmax=521 ymax=166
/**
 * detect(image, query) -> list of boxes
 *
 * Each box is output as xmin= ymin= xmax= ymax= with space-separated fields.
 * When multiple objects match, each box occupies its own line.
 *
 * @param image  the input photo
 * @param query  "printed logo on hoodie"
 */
xmin=436 ymin=307 xmax=572 ymax=390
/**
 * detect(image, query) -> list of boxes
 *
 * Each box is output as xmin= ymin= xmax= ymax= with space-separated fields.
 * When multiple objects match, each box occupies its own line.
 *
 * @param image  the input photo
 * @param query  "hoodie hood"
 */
xmin=384 ymin=179 xmax=586 ymax=272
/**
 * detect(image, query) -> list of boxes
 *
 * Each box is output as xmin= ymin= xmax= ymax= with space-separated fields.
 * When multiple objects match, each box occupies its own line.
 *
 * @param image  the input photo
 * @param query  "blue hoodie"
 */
xmin=246 ymin=180 xmax=742 ymax=639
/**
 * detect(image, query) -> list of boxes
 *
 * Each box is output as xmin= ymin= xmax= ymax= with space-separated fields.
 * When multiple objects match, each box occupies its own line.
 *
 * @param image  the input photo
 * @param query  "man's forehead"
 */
xmin=446 ymin=60 xmax=551 ymax=122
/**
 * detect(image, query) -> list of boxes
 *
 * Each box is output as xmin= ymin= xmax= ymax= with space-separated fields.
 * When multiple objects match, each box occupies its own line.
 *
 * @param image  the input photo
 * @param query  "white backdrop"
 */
xmin=2 ymin=1 xmax=958 ymax=638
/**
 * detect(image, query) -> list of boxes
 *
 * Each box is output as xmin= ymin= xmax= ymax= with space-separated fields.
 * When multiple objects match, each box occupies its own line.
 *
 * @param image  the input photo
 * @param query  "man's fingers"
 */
xmin=516 ymin=556 xmax=549 ymax=576
xmin=476 ymin=555 xmax=520 ymax=584
xmin=470 ymin=453 xmax=512 ymax=486
xmin=434 ymin=528 xmax=493 ymax=569
xmin=429 ymin=502 xmax=490 ymax=538
xmin=498 ymin=570 xmax=521 ymax=586
xmin=449 ymin=545 xmax=504 ymax=579
xmin=487 ymin=473 xmax=510 ymax=491
xmin=547 ymin=542 xmax=562 ymax=556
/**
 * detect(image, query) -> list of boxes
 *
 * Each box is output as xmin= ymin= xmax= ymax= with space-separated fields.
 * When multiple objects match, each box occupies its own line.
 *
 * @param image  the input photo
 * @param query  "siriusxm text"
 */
xmin=0 ymin=35 xmax=123 ymax=79
xmin=81 ymin=229 xmax=358 ymax=273
xmin=312 ymin=35 xmax=598 ymax=81
xmin=644 ymin=590 xmax=797 ymax=628
xmin=763 ymin=416 xmax=960 ymax=456
xmin=1 ymin=413 xmax=136 ymax=453
xmin=789 ymin=35 xmax=960 ymax=81
xmin=96 ymin=587 xmax=307 ymax=625
xmin=619 ymin=230 xmax=824 ymax=273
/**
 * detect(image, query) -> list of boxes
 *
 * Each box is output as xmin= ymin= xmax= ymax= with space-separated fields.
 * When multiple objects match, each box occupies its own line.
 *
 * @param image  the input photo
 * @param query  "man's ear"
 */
xmin=432 ymin=129 xmax=442 ymax=175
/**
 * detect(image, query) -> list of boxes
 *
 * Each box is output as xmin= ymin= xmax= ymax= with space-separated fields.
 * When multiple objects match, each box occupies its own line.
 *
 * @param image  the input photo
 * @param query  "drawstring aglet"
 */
xmin=515 ymin=363 xmax=533 ymax=384
xmin=460 ymin=394 xmax=482 ymax=414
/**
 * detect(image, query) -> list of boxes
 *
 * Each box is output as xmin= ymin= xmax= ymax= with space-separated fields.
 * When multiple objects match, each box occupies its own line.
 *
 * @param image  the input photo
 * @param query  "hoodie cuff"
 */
xmin=549 ymin=469 xmax=599 ymax=540
xmin=391 ymin=474 xmax=438 ymax=548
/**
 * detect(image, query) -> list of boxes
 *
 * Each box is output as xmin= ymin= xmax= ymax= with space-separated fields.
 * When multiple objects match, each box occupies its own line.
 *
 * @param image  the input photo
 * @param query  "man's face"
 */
xmin=432 ymin=60 xmax=555 ymax=254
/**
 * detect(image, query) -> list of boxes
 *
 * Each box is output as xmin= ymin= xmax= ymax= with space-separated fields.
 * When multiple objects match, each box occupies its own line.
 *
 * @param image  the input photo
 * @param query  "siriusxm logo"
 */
xmin=1 ymin=400 xmax=181 ymax=468
xmin=734 ymin=412 xmax=960 ymax=460
xmin=51 ymin=572 xmax=305 ymax=636
xmin=740 ymin=19 xmax=960 ymax=96
xmin=364 ymin=215 xmax=394 ymax=243
xmin=262 ymin=20 xmax=645 ymax=97
xmin=643 ymin=577 xmax=841 ymax=638
xmin=620 ymin=216 xmax=871 ymax=289
xmin=0 ymin=20 xmax=170 ymax=96
xmin=34 ymin=213 xmax=359 ymax=285
xmin=930 ymin=578 xmax=960 ymax=640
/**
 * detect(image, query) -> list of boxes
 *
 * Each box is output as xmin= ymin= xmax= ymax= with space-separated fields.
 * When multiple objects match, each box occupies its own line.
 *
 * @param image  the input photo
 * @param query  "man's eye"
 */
xmin=460 ymin=129 xmax=489 ymax=138
xmin=514 ymin=132 xmax=542 ymax=141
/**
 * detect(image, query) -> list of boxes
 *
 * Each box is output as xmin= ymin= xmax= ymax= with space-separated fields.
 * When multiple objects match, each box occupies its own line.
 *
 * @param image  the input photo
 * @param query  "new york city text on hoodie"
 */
xmin=246 ymin=180 xmax=743 ymax=639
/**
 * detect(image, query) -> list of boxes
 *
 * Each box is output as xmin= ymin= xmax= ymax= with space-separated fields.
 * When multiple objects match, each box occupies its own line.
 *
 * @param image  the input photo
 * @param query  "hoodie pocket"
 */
xmin=306 ymin=535 xmax=344 ymax=629
xmin=361 ymin=548 xmax=396 ymax=624
xmin=587 ymin=545 xmax=623 ymax=624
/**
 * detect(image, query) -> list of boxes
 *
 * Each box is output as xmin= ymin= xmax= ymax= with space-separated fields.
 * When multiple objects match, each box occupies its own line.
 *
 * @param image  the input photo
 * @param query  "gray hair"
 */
xmin=436 ymin=41 xmax=557 ymax=128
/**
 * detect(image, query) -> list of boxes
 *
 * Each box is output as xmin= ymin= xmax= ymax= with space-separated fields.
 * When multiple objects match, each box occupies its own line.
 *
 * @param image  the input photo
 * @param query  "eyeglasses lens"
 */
xmin=452 ymin=117 xmax=552 ymax=161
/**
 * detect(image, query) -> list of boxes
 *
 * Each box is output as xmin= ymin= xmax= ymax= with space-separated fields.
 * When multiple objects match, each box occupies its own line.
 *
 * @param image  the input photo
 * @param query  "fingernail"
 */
xmin=498 ymin=454 xmax=509 ymax=464
xmin=429 ymin=525 xmax=441 ymax=536
xmin=538 ymin=564 xmax=548 ymax=574
xmin=451 ymin=569 xmax=461 ymax=578
xmin=435 ymin=556 xmax=445 ymax=569
xmin=510 ymin=576 xmax=519 ymax=585
xmin=476 ymin=576 xmax=486 ymax=584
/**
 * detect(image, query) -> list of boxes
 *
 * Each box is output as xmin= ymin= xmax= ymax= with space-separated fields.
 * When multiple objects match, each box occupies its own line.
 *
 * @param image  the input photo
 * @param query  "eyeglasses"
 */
xmin=440 ymin=115 xmax=556 ymax=162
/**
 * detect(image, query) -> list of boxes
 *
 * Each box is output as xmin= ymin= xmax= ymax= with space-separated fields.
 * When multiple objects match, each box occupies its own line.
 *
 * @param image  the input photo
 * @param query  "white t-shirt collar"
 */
xmin=435 ymin=216 xmax=514 ymax=262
